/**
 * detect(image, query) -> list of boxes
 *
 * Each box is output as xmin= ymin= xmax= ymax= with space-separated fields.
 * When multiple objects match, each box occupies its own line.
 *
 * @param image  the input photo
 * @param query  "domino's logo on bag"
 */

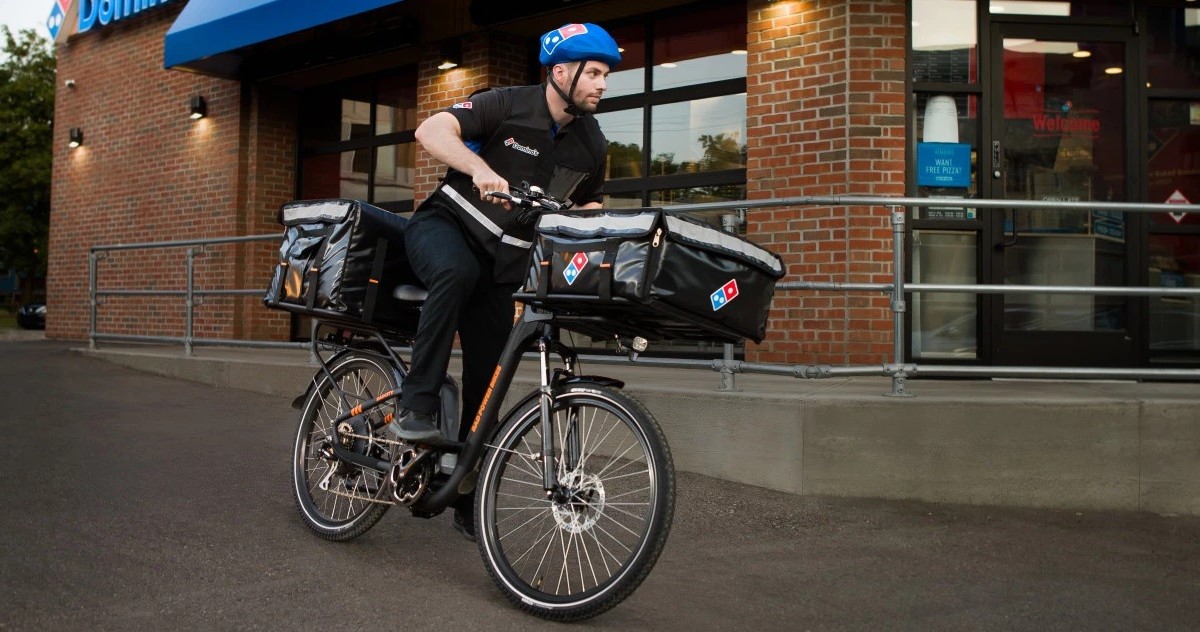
xmin=563 ymin=252 xmax=589 ymax=285
xmin=710 ymin=279 xmax=739 ymax=311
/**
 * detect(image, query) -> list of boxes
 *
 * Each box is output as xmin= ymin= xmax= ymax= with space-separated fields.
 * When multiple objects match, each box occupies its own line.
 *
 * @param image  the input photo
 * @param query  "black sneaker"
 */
xmin=452 ymin=506 xmax=477 ymax=542
xmin=386 ymin=408 xmax=440 ymax=443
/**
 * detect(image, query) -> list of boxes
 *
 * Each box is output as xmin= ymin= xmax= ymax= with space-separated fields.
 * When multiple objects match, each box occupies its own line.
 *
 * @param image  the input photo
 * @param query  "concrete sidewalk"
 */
xmin=77 ymin=341 xmax=1200 ymax=517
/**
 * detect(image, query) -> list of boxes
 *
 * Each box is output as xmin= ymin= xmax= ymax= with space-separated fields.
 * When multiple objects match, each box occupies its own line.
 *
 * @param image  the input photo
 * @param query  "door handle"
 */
xmin=992 ymin=141 xmax=1002 ymax=179
xmin=996 ymin=209 xmax=1019 ymax=249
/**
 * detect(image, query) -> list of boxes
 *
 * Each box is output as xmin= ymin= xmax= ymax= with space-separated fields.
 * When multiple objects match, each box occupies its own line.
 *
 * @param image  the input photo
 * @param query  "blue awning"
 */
xmin=164 ymin=0 xmax=402 ymax=76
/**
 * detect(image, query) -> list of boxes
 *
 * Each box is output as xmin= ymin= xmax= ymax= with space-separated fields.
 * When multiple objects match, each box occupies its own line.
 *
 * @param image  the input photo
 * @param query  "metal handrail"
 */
xmin=88 ymin=234 xmax=282 ymax=356
xmin=87 ymin=196 xmax=1200 ymax=392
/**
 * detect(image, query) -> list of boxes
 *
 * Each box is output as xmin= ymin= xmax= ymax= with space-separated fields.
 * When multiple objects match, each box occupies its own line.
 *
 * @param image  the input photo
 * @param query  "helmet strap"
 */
xmin=548 ymin=62 xmax=590 ymax=118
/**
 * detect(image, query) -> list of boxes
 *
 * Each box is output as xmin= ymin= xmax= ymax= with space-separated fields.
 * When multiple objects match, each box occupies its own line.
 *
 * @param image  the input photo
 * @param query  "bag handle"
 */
xmin=536 ymin=240 xmax=554 ymax=300
xmin=361 ymin=236 xmax=389 ymax=323
xmin=598 ymin=240 xmax=620 ymax=302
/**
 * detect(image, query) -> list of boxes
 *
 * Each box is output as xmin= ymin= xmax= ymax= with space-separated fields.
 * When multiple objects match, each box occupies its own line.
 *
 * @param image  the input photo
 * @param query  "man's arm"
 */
xmin=415 ymin=111 xmax=509 ymax=204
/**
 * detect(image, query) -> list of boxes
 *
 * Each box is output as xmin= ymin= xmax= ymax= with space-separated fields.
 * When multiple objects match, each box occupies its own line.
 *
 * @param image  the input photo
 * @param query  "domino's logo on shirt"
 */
xmin=563 ymin=252 xmax=589 ymax=285
xmin=710 ymin=279 xmax=739 ymax=311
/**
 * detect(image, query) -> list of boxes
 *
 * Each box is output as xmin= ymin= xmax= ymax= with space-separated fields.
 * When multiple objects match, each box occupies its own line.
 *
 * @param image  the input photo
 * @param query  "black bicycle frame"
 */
xmin=317 ymin=307 xmax=579 ymax=515
xmin=413 ymin=307 xmax=568 ymax=514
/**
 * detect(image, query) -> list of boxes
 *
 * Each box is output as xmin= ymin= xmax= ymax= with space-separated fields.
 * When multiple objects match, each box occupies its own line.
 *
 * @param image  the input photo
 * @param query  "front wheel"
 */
xmin=476 ymin=383 xmax=675 ymax=621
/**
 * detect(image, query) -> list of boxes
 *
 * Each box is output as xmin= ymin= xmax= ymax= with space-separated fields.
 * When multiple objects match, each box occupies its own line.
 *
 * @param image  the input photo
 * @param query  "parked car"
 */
xmin=16 ymin=303 xmax=45 ymax=330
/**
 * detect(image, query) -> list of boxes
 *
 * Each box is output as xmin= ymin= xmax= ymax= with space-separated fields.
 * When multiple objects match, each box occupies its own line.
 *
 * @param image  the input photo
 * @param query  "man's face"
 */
xmin=556 ymin=61 xmax=611 ymax=113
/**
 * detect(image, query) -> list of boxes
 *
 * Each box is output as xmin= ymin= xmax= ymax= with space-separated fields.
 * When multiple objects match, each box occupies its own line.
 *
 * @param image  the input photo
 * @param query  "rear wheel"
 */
xmin=292 ymin=351 xmax=398 ymax=540
xmin=476 ymin=383 xmax=675 ymax=621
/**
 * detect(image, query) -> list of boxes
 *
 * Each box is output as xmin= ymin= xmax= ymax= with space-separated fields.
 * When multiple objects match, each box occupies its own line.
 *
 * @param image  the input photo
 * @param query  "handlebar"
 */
xmin=484 ymin=182 xmax=572 ymax=225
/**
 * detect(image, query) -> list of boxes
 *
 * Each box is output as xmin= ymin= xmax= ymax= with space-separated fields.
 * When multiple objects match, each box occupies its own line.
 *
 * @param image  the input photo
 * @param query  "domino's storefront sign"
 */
xmin=78 ymin=0 xmax=181 ymax=34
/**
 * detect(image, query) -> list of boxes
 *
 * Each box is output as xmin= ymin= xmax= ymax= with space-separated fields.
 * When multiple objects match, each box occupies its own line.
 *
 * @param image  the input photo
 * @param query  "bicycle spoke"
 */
xmin=293 ymin=355 xmax=395 ymax=538
xmin=479 ymin=386 xmax=673 ymax=616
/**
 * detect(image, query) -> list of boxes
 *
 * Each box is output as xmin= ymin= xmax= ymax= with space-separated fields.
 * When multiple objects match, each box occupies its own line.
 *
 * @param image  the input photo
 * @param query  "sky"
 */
xmin=0 ymin=1 xmax=56 ymax=39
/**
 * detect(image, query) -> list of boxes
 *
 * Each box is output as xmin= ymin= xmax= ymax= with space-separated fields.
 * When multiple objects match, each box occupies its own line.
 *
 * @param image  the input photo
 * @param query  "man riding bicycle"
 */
xmin=387 ymin=23 xmax=621 ymax=540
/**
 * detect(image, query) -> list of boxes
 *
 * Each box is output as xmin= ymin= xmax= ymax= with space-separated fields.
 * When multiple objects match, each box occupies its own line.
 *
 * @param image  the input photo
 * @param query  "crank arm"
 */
xmin=330 ymin=441 xmax=391 ymax=473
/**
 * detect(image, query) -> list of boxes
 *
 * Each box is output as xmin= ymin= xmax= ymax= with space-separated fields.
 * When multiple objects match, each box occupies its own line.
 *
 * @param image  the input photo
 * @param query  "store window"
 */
xmin=579 ymin=4 xmax=747 ymax=356
xmin=987 ymin=0 xmax=1128 ymax=19
xmin=911 ymin=0 xmax=978 ymax=84
xmin=1146 ymin=4 xmax=1200 ymax=362
xmin=912 ymin=231 xmax=978 ymax=359
xmin=1147 ymin=5 xmax=1200 ymax=91
xmin=1147 ymin=96 xmax=1200 ymax=360
xmin=298 ymin=69 xmax=419 ymax=214
xmin=596 ymin=3 xmax=748 ymax=216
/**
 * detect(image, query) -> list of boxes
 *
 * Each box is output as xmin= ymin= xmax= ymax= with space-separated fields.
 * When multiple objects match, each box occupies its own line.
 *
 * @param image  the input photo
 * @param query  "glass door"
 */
xmin=987 ymin=24 xmax=1137 ymax=366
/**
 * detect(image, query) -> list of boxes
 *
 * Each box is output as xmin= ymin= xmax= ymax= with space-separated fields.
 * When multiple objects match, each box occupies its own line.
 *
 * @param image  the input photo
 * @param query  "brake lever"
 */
xmin=484 ymin=191 xmax=524 ymax=206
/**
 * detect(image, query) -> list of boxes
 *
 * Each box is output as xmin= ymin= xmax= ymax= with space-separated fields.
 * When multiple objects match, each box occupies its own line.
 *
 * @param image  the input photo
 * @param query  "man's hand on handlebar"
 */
xmin=472 ymin=169 xmax=511 ymax=210
xmin=484 ymin=182 xmax=573 ymax=226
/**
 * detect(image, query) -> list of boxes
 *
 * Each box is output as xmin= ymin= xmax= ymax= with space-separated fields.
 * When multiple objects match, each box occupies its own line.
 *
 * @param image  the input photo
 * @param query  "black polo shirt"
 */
xmin=443 ymin=84 xmax=607 ymax=206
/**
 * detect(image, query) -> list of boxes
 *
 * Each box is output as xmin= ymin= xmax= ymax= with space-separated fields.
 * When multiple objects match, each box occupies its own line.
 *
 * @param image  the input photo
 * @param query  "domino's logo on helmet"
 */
xmin=538 ymin=23 xmax=621 ymax=69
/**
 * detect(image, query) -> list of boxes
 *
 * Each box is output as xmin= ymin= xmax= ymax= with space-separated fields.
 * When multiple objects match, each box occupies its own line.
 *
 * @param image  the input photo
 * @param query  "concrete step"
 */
xmin=77 ymin=343 xmax=1200 ymax=516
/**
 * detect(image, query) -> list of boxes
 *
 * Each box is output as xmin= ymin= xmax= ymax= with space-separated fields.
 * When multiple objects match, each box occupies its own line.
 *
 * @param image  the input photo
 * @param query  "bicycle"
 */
xmin=286 ymin=185 xmax=676 ymax=621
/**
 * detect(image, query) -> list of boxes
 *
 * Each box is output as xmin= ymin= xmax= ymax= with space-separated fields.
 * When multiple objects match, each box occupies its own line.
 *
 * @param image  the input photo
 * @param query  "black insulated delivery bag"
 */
xmin=522 ymin=209 xmax=786 ymax=344
xmin=263 ymin=198 xmax=420 ymax=331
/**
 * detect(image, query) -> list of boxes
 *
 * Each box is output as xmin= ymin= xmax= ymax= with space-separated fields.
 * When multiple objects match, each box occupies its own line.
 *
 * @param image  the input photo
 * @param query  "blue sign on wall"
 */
xmin=79 ymin=0 xmax=181 ymax=34
xmin=46 ymin=3 xmax=65 ymax=39
xmin=917 ymin=142 xmax=971 ymax=188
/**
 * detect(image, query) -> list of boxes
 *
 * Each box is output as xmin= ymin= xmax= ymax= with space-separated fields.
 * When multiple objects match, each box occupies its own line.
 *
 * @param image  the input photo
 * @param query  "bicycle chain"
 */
xmin=323 ymin=430 xmax=407 ymax=507
xmin=339 ymin=429 xmax=406 ymax=448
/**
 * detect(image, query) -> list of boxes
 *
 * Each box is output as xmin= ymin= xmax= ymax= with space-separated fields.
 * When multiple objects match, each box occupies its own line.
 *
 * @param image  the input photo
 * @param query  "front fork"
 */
xmin=537 ymin=336 xmax=581 ymax=498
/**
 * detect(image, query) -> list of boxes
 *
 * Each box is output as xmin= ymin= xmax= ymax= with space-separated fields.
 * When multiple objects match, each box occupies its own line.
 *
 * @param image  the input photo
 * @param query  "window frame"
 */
xmin=296 ymin=68 xmax=419 ymax=214
xmin=595 ymin=10 xmax=748 ymax=205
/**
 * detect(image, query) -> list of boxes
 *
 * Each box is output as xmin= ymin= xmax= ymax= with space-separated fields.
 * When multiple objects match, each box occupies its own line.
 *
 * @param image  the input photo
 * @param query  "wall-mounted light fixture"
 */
xmin=437 ymin=40 xmax=461 ymax=71
xmin=189 ymin=95 xmax=207 ymax=119
xmin=68 ymin=127 xmax=83 ymax=148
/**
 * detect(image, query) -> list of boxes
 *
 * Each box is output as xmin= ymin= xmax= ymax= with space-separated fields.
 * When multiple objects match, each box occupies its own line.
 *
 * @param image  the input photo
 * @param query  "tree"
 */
xmin=0 ymin=27 xmax=54 ymax=298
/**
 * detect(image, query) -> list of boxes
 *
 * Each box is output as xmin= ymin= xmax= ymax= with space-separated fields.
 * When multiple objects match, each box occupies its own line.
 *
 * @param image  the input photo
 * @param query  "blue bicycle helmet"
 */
xmin=538 ymin=23 xmax=621 ymax=69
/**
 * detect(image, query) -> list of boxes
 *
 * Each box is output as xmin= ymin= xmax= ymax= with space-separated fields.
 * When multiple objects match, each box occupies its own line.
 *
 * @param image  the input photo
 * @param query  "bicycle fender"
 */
xmin=290 ymin=345 xmax=404 ymax=410
xmin=562 ymin=375 xmax=625 ymax=390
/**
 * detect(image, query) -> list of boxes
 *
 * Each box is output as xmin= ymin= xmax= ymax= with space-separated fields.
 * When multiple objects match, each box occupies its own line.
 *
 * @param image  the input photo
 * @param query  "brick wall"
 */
xmin=745 ymin=0 xmax=905 ymax=365
xmin=414 ymin=32 xmax=532 ymax=199
xmin=48 ymin=5 xmax=294 ymax=342
xmin=47 ymin=1 xmax=908 ymax=363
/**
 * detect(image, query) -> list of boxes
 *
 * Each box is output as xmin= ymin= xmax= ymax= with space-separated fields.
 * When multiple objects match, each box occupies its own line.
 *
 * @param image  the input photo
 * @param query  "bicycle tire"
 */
xmin=476 ymin=382 xmax=675 ymax=621
xmin=292 ymin=351 xmax=398 ymax=541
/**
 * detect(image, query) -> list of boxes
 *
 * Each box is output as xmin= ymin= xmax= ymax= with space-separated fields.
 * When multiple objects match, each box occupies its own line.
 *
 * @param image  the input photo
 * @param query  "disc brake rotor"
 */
xmin=551 ymin=471 xmax=605 ymax=534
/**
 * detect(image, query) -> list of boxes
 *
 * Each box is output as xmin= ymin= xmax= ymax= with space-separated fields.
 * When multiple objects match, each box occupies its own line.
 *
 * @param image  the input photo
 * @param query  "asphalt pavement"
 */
xmin=2 ymin=339 xmax=1199 ymax=631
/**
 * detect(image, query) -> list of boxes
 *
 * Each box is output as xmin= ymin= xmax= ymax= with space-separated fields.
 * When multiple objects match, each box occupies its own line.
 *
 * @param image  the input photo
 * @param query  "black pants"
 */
xmin=401 ymin=206 xmax=518 ymax=439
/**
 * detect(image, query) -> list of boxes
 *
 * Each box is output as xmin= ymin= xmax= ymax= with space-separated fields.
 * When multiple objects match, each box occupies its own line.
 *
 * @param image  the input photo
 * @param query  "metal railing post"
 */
xmin=885 ymin=206 xmax=913 ymax=397
xmin=88 ymin=251 xmax=98 ymax=351
xmin=185 ymin=247 xmax=197 ymax=356
xmin=717 ymin=210 xmax=747 ymax=391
